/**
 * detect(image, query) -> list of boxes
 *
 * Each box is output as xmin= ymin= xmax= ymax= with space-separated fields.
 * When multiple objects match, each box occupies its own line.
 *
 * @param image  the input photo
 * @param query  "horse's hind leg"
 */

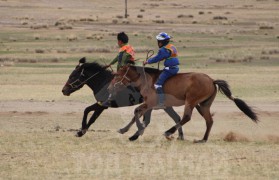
xmin=164 ymin=107 xmax=184 ymax=140
xmin=194 ymin=90 xmax=217 ymax=143
xmin=194 ymin=106 xmax=213 ymax=143
xmin=195 ymin=105 xmax=203 ymax=117
xmin=118 ymin=116 xmax=136 ymax=134
xmin=142 ymin=109 xmax=152 ymax=127
xmin=118 ymin=109 xmax=151 ymax=134
xmin=164 ymin=103 xmax=193 ymax=140
xmin=129 ymin=104 xmax=148 ymax=141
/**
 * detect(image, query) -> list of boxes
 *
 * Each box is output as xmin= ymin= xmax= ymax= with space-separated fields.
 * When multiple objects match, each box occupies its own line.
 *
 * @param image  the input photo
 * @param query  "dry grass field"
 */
xmin=0 ymin=0 xmax=279 ymax=179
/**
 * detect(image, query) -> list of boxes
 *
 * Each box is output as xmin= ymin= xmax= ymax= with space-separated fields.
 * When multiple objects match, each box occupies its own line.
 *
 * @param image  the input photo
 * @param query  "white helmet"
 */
xmin=156 ymin=32 xmax=171 ymax=41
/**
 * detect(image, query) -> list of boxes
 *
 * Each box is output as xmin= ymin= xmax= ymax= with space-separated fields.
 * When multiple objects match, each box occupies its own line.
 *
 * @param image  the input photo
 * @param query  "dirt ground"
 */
xmin=0 ymin=100 xmax=278 ymax=179
xmin=0 ymin=99 xmax=278 ymax=141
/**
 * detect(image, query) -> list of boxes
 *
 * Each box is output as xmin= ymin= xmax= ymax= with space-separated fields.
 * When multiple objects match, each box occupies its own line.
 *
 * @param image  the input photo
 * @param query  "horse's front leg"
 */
xmin=129 ymin=104 xmax=149 ymax=141
xmin=76 ymin=103 xmax=107 ymax=137
xmin=164 ymin=107 xmax=184 ymax=140
xmin=118 ymin=109 xmax=152 ymax=134
xmin=118 ymin=116 xmax=136 ymax=134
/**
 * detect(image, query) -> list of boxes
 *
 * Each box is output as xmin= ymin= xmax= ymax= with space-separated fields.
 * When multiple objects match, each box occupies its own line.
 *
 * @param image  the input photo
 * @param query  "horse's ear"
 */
xmin=79 ymin=57 xmax=86 ymax=66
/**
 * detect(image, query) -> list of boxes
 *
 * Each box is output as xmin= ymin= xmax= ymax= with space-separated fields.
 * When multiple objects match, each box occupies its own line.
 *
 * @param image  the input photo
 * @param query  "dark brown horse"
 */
xmin=109 ymin=65 xmax=258 ymax=142
xmin=62 ymin=58 xmax=184 ymax=139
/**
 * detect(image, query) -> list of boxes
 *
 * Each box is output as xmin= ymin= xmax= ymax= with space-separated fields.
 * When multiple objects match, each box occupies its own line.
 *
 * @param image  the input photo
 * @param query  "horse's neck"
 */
xmin=87 ymin=71 xmax=113 ymax=101
xmin=132 ymin=69 xmax=158 ymax=90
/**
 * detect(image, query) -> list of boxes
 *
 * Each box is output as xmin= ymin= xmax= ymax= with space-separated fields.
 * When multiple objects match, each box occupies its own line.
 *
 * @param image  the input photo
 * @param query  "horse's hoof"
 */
xmin=164 ymin=126 xmax=176 ymax=136
xmin=129 ymin=135 xmax=139 ymax=141
xmin=117 ymin=129 xmax=126 ymax=134
xmin=75 ymin=131 xmax=84 ymax=137
xmin=193 ymin=139 xmax=206 ymax=143
xmin=163 ymin=133 xmax=174 ymax=140
xmin=177 ymin=136 xmax=185 ymax=141
xmin=166 ymin=135 xmax=174 ymax=141
xmin=164 ymin=131 xmax=172 ymax=137
xmin=75 ymin=129 xmax=87 ymax=137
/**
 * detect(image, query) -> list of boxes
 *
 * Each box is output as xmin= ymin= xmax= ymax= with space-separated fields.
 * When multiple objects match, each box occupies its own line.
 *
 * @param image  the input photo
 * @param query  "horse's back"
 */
xmin=164 ymin=72 xmax=215 ymax=104
xmin=167 ymin=72 xmax=214 ymax=87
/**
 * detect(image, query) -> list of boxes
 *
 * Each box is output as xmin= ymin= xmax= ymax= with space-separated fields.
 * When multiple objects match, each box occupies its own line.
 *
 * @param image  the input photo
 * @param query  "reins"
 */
xmin=113 ymin=66 xmax=131 ymax=88
xmin=142 ymin=50 xmax=154 ymax=90
xmin=102 ymin=59 xmax=114 ymax=73
xmin=112 ymin=50 xmax=156 ymax=89
xmin=68 ymin=71 xmax=101 ymax=89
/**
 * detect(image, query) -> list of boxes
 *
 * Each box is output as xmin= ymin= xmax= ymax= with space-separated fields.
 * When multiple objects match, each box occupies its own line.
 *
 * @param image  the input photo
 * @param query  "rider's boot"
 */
xmin=153 ymin=87 xmax=166 ymax=110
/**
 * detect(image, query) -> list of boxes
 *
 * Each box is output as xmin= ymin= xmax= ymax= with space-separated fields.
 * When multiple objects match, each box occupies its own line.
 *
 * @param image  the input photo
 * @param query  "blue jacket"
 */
xmin=147 ymin=45 xmax=179 ymax=67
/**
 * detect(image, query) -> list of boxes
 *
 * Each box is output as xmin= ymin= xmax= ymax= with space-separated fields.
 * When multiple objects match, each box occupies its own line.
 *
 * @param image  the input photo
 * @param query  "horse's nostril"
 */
xmin=62 ymin=88 xmax=68 ymax=94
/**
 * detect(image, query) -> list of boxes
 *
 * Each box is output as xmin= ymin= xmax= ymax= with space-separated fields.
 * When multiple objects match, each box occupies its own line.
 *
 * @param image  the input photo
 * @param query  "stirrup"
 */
xmin=100 ymin=101 xmax=110 ymax=107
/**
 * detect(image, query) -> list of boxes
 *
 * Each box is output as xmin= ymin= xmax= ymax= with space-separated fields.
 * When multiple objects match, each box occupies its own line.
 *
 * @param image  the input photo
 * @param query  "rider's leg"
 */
xmin=100 ymin=93 xmax=112 ymax=107
xmin=154 ymin=84 xmax=165 ymax=108
xmin=153 ymin=69 xmax=177 ymax=109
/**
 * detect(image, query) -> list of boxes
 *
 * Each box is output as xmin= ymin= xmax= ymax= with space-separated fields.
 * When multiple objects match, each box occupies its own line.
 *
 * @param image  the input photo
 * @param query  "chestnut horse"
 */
xmin=109 ymin=65 xmax=258 ymax=142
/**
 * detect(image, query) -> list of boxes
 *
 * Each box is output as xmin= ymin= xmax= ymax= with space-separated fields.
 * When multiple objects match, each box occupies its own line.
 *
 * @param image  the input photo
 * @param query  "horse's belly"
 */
xmin=165 ymin=94 xmax=185 ymax=106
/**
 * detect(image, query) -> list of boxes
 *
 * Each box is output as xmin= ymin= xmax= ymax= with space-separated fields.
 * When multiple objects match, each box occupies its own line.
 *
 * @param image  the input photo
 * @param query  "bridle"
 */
xmin=112 ymin=50 xmax=154 ymax=88
xmin=113 ymin=66 xmax=131 ymax=88
xmin=67 ymin=69 xmax=101 ymax=89
xmin=113 ymin=66 xmax=140 ymax=88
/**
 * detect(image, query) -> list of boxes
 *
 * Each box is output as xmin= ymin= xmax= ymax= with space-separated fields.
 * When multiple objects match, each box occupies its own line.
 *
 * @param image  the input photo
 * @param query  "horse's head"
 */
xmin=62 ymin=57 xmax=88 ymax=96
xmin=62 ymin=57 xmax=108 ymax=96
xmin=108 ymin=65 xmax=140 ymax=94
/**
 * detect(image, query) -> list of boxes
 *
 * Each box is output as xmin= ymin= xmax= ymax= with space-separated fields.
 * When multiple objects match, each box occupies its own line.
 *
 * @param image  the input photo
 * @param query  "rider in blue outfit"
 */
xmin=144 ymin=32 xmax=180 ymax=109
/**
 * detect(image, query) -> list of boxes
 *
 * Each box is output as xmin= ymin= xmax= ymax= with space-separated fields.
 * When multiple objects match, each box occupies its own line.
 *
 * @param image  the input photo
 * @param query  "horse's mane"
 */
xmin=83 ymin=61 xmax=114 ymax=84
xmin=84 ymin=62 xmax=111 ymax=73
xmin=83 ymin=62 xmax=161 ymax=79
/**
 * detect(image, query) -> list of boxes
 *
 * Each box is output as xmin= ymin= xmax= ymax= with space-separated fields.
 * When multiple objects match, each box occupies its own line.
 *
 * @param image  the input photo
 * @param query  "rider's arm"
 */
xmin=109 ymin=55 xmax=118 ymax=65
xmin=122 ymin=52 xmax=132 ymax=65
xmin=146 ymin=48 xmax=171 ymax=64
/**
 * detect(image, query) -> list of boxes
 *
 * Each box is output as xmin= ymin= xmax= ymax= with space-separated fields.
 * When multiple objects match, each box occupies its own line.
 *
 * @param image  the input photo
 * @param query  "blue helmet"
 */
xmin=156 ymin=32 xmax=171 ymax=41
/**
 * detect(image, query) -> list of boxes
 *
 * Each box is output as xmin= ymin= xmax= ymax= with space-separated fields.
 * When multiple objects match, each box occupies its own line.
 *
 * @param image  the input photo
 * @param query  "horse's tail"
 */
xmin=214 ymin=80 xmax=258 ymax=123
